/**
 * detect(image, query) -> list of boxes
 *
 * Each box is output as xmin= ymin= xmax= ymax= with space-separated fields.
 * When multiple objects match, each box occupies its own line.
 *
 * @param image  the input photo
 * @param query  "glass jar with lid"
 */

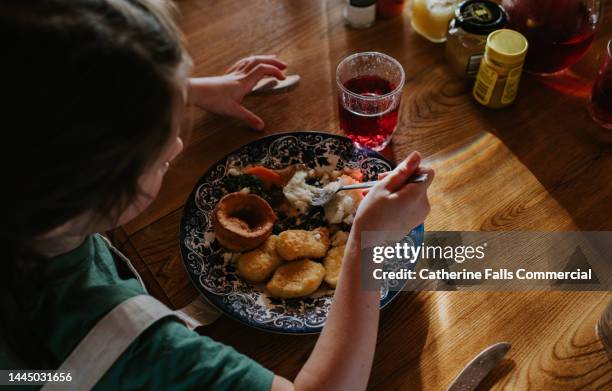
xmin=445 ymin=0 xmax=507 ymax=78
xmin=410 ymin=0 xmax=459 ymax=43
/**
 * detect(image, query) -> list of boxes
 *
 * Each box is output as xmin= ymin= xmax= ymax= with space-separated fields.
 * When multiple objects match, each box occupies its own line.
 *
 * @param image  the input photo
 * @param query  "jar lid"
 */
xmin=486 ymin=29 xmax=528 ymax=66
xmin=455 ymin=0 xmax=507 ymax=35
xmin=349 ymin=0 xmax=376 ymax=6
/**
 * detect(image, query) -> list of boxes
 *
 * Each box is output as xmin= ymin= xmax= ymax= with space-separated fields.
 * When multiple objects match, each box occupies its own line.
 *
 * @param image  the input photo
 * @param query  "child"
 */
xmin=0 ymin=1 xmax=433 ymax=390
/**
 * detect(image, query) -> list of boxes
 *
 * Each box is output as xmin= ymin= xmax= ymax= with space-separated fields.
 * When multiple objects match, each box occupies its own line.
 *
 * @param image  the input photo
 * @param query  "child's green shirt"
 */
xmin=0 ymin=235 xmax=274 ymax=390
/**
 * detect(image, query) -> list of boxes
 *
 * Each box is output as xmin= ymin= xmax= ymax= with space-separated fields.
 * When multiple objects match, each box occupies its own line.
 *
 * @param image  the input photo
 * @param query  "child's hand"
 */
xmin=188 ymin=55 xmax=287 ymax=130
xmin=353 ymin=152 xmax=433 ymax=236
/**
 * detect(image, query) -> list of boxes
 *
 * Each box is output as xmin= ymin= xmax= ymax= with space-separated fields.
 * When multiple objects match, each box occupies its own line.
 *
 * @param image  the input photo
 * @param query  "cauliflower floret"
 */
xmin=324 ymin=192 xmax=356 ymax=224
xmin=283 ymin=170 xmax=318 ymax=213
xmin=227 ymin=167 xmax=242 ymax=176
xmin=324 ymin=175 xmax=363 ymax=224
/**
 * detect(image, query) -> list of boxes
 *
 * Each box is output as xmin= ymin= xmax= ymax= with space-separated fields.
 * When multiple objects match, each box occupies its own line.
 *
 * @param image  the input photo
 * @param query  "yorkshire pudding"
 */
xmin=212 ymin=192 xmax=276 ymax=252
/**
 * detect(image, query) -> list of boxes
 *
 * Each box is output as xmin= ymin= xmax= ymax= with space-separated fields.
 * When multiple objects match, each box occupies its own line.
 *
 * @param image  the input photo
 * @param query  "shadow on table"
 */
xmin=477 ymin=60 xmax=612 ymax=231
xmin=368 ymin=291 xmax=430 ymax=390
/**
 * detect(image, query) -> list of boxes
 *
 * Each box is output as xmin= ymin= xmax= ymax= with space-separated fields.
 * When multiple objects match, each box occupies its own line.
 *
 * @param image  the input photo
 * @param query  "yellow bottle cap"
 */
xmin=486 ymin=29 xmax=528 ymax=66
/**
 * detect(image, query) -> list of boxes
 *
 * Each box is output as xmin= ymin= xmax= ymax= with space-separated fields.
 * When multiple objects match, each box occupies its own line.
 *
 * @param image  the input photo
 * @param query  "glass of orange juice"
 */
xmin=410 ymin=0 xmax=459 ymax=43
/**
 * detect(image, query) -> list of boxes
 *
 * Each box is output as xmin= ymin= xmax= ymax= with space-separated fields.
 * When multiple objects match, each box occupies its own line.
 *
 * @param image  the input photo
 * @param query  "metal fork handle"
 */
xmin=339 ymin=181 xmax=378 ymax=191
xmin=339 ymin=173 xmax=428 ymax=191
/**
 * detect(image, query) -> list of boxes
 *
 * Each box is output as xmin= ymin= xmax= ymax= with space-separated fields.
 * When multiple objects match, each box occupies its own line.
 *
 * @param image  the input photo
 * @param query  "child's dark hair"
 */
xmin=0 ymin=0 xmax=189 ymax=367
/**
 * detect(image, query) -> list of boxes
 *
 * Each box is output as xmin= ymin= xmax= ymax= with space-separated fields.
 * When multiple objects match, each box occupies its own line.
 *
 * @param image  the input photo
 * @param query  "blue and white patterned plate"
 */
xmin=179 ymin=131 xmax=424 ymax=334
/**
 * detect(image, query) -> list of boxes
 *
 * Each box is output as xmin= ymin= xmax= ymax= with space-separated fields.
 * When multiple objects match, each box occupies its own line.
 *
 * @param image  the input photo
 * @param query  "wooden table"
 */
xmin=110 ymin=1 xmax=612 ymax=389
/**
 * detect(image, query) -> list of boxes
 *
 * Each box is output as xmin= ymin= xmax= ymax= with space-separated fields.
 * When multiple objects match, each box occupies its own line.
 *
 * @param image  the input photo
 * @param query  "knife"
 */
xmin=446 ymin=342 xmax=511 ymax=391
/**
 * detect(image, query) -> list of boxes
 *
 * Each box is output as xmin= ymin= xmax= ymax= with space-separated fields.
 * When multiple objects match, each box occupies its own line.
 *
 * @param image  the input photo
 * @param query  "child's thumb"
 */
xmin=383 ymin=152 xmax=421 ymax=192
xmin=233 ymin=103 xmax=264 ymax=131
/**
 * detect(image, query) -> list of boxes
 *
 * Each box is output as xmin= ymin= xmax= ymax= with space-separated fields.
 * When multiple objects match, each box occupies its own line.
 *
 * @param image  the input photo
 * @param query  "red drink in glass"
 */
xmin=337 ymin=52 xmax=405 ymax=151
xmin=523 ymin=29 xmax=595 ymax=74
xmin=589 ymin=39 xmax=612 ymax=129
xmin=502 ymin=0 xmax=602 ymax=74
xmin=338 ymin=75 xmax=400 ymax=150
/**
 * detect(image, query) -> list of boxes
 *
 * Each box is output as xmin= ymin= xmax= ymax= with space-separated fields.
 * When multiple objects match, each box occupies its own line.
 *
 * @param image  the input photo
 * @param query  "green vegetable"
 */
xmin=223 ymin=174 xmax=271 ymax=201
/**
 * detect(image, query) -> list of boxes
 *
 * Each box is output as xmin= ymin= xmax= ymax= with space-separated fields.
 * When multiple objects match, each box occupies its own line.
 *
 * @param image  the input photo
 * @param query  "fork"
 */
xmin=311 ymin=172 xmax=428 ymax=206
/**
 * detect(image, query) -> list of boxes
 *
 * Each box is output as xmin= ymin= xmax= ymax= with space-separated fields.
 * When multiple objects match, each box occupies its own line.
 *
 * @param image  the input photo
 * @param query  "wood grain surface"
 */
xmin=113 ymin=1 xmax=612 ymax=389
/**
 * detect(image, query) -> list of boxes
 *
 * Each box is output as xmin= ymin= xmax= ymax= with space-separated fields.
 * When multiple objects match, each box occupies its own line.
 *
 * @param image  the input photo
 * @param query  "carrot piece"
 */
xmin=343 ymin=168 xmax=364 ymax=182
xmin=243 ymin=166 xmax=284 ymax=187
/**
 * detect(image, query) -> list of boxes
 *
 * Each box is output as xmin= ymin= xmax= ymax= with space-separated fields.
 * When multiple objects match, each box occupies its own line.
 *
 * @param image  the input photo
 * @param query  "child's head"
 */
xmin=1 ymin=0 xmax=191 ymax=246
xmin=1 ymin=0 xmax=191 ymax=367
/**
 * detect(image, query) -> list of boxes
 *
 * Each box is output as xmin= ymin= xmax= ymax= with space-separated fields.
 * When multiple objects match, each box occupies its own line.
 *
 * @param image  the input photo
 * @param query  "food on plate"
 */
xmin=276 ymin=228 xmax=331 ymax=261
xmin=242 ymin=165 xmax=299 ymax=188
xmin=282 ymin=168 xmax=318 ymax=213
xmin=243 ymin=166 xmax=284 ymax=188
xmin=331 ymin=231 xmax=349 ymax=247
xmin=212 ymin=192 xmax=276 ymax=252
xmin=281 ymin=167 xmax=364 ymax=223
xmin=323 ymin=175 xmax=364 ymax=225
xmin=259 ymin=233 xmax=279 ymax=254
xmin=266 ymin=259 xmax=326 ymax=298
xmin=215 ymin=162 xmax=371 ymax=297
xmin=342 ymin=167 xmax=364 ymax=182
xmin=222 ymin=173 xmax=271 ymax=202
xmin=323 ymin=244 xmax=345 ymax=288
xmin=237 ymin=235 xmax=281 ymax=283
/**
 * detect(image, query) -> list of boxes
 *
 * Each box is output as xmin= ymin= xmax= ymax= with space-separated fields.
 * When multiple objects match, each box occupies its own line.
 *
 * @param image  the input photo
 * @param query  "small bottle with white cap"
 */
xmin=343 ymin=0 xmax=377 ymax=29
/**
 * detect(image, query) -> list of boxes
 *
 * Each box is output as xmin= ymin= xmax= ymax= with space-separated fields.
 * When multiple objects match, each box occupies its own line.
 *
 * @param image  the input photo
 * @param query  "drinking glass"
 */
xmin=336 ymin=52 xmax=405 ymax=151
xmin=502 ymin=0 xmax=602 ymax=74
xmin=589 ymin=39 xmax=612 ymax=130
xmin=409 ymin=0 xmax=458 ymax=43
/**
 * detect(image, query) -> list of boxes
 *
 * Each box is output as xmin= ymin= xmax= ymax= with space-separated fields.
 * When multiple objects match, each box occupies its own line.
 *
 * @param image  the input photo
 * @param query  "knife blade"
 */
xmin=446 ymin=342 xmax=511 ymax=391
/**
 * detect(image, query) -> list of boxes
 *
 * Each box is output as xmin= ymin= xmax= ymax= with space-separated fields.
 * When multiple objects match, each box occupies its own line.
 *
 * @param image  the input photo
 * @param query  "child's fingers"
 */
xmin=232 ymin=103 xmax=264 ymax=131
xmin=377 ymin=171 xmax=390 ymax=180
xmin=226 ymin=55 xmax=285 ymax=73
xmin=242 ymin=55 xmax=287 ymax=72
xmin=382 ymin=152 xmax=421 ymax=192
xmin=230 ymin=55 xmax=287 ymax=73
xmin=419 ymin=166 xmax=435 ymax=188
xmin=226 ymin=58 xmax=248 ymax=73
xmin=244 ymin=64 xmax=286 ymax=91
xmin=394 ymin=167 xmax=434 ymax=200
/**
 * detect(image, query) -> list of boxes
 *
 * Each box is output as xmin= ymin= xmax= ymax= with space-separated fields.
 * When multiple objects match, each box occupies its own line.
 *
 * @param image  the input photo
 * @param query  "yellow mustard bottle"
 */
xmin=473 ymin=29 xmax=528 ymax=108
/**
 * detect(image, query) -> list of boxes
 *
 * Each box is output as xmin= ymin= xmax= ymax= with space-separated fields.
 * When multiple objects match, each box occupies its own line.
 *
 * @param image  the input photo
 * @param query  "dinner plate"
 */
xmin=179 ymin=131 xmax=424 ymax=334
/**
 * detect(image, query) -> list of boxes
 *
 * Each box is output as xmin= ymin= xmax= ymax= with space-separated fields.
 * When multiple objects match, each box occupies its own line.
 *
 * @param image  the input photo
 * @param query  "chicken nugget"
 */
xmin=276 ymin=228 xmax=330 ymax=261
xmin=259 ymin=234 xmax=279 ymax=255
xmin=266 ymin=259 xmax=325 ymax=298
xmin=331 ymin=231 xmax=349 ymax=247
xmin=323 ymin=245 xmax=345 ymax=288
xmin=237 ymin=236 xmax=281 ymax=283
